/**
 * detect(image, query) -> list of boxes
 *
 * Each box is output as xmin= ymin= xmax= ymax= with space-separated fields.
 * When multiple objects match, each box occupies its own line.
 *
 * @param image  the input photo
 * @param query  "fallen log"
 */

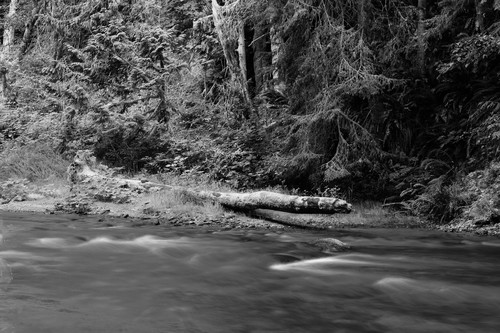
xmin=249 ymin=209 xmax=344 ymax=228
xmin=250 ymin=208 xmax=332 ymax=228
xmin=69 ymin=150 xmax=352 ymax=215
xmin=179 ymin=189 xmax=352 ymax=214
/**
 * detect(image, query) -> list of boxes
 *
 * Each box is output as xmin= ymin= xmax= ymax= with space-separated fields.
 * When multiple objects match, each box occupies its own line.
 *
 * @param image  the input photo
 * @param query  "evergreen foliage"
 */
xmin=0 ymin=0 xmax=499 ymax=223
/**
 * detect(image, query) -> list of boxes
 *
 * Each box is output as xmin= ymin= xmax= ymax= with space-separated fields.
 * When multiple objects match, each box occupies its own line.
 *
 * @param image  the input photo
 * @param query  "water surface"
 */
xmin=0 ymin=212 xmax=499 ymax=332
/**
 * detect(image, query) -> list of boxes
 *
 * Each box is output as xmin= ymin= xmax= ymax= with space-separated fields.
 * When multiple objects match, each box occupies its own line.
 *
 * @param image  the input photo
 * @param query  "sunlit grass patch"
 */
xmin=0 ymin=143 xmax=69 ymax=182
xmin=331 ymin=202 xmax=421 ymax=227
xmin=142 ymin=188 xmax=226 ymax=217
xmin=32 ymin=176 xmax=71 ymax=198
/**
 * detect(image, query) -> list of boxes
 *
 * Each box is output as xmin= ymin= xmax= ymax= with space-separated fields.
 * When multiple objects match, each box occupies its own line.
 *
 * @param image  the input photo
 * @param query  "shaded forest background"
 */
xmin=0 ymin=0 xmax=500 ymax=225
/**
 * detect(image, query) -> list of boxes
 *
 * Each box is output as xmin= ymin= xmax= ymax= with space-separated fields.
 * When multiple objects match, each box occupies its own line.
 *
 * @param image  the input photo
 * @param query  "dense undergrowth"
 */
xmin=0 ymin=0 xmax=500 ymax=229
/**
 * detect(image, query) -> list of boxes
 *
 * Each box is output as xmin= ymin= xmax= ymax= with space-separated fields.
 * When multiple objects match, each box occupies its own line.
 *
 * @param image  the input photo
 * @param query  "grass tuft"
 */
xmin=142 ymin=189 xmax=226 ymax=217
xmin=331 ymin=201 xmax=421 ymax=228
xmin=0 ymin=143 xmax=69 ymax=182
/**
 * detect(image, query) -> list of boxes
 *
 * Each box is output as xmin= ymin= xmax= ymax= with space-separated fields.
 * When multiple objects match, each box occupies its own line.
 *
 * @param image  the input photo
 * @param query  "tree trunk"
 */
xmin=252 ymin=23 xmax=272 ymax=93
xmin=237 ymin=21 xmax=252 ymax=104
xmin=475 ymin=0 xmax=487 ymax=32
xmin=270 ymin=26 xmax=285 ymax=92
xmin=358 ymin=0 xmax=366 ymax=36
xmin=3 ymin=0 xmax=17 ymax=49
xmin=18 ymin=1 xmax=44 ymax=58
xmin=417 ymin=0 xmax=426 ymax=76
xmin=211 ymin=0 xmax=252 ymax=106
xmin=0 ymin=66 xmax=16 ymax=106
xmin=249 ymin=209 xmax=345 ymax=228
xmin=0 ymin=67 xmax=9 ymax=99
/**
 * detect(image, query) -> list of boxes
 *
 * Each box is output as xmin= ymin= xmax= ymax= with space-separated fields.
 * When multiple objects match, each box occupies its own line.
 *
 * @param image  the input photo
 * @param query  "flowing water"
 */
xmin=0 ymin=212 xmax=499 ymax=333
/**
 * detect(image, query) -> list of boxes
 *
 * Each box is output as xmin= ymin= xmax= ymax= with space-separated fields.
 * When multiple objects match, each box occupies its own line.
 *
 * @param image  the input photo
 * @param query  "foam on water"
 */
xmin=374 ymin=276 xmax=467 ymax=307
xmin=28 ymin=235 xmax=197 ymax=254
xmin=373 ymin=276 xmax=500 ymax=308
xmin=28 ymin=237 xmax=70 ymax=248
xmin=80 ymin=235 xmax=193 ymax=251
xmin=375 ymin=276 xmax=439 ymax=292
xmin=268 ymin=252 xmax=466 ymax=276
xmin=482 ymin=241 xmax=500 ymax=247
xmin=0 ymin=250 xmax=54 ymax=261
xmin=374 ymin=276 xmax=477 ymax=296
xmin=270 ymin=254 xmax=387 ymax=274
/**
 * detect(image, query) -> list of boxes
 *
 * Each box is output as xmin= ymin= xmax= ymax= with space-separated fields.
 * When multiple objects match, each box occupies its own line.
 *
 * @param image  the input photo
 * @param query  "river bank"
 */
xmin=0 ymin=176 xmax=427 ymax=232
xmin=0 ymin=153 xmax=498 ymax=236
xmin=2 ymin=184 xmax=499 ymax=236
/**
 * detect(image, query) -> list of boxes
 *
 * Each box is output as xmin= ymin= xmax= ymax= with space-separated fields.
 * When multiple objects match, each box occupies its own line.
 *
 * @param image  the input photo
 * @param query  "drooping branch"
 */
xmin=252 ymin=22 xmax=272 ymax=93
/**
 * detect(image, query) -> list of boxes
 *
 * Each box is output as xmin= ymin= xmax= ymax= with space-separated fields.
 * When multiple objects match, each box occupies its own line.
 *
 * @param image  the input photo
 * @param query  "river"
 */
xmin=0 ymin=212 xmax=499 ymax=332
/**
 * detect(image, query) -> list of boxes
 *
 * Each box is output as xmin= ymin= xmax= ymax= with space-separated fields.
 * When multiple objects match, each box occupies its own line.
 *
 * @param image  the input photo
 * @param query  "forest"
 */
xmin=0 ymin=0 xmax=499 ymax=231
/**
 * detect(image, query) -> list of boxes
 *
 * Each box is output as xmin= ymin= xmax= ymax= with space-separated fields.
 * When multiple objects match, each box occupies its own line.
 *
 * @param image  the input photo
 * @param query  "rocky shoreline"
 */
xmin=0 ymin=189 xmax=283 ymax=231
xmin=2 ymin=187 xmax=499 ymax=236
xmin=0 ymin=191 xmax=384 ymax=231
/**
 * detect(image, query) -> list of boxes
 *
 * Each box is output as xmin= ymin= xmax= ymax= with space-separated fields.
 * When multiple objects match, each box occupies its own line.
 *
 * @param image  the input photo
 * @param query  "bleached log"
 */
xmin=249 ymin=209 xmax=343 ymax=228
xmin=180 ymin=189 xmax=352 ymax=214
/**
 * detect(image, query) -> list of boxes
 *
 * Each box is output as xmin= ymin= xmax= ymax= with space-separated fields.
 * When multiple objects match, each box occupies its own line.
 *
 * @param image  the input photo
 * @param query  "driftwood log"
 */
xmin=178 ymin=188 xmax=352 ymax=214
xmin=249 ymin=209 xmax=344 ymax=228
xmin=68 ymin=150 xmax=352 ymax=218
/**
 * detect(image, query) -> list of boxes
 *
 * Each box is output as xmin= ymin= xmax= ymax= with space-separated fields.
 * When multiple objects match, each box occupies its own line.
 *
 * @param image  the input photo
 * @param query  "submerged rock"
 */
xmin=309 ymin=238 xmax=351 ymax=253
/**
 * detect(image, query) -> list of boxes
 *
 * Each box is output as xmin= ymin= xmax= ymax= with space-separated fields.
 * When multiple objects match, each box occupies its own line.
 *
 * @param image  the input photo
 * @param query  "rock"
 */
xmin=10 ymin=194 xmax=26 ymax=202
xmin=26 ymin=193 xmax=45 ymax=201
xmin=0 ymin=178 xmax=29 ymax=203
xmin=53 ymin=199 xmax=92 ymax=215
xmin=309 ymin=238 xmax=351 ymax=253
